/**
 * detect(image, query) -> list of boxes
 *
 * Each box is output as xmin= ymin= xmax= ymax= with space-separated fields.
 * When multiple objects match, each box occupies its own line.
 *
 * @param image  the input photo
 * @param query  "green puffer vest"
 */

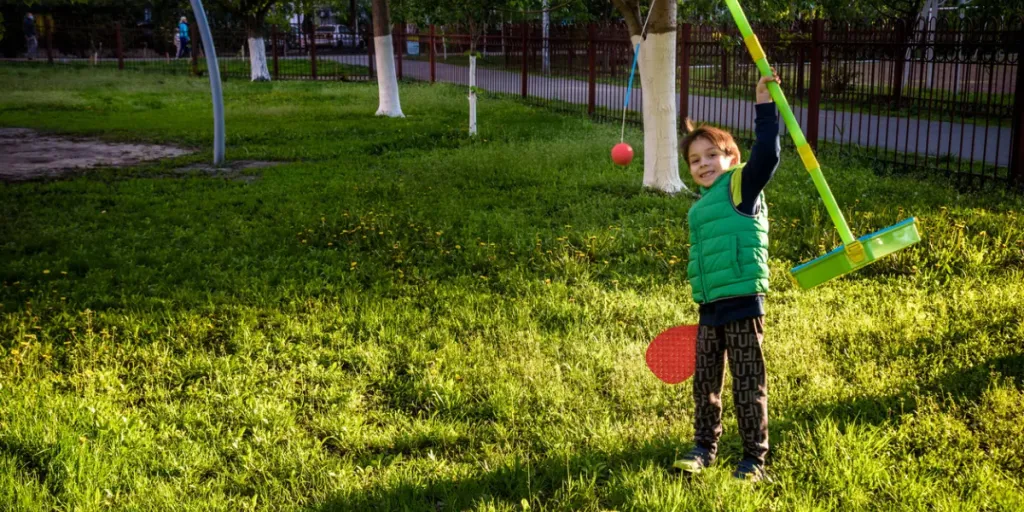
xmin=686 ymin=166 xmax=770 ymax=304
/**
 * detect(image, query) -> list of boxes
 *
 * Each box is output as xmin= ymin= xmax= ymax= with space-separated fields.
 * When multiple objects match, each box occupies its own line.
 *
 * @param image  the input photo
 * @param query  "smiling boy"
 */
xmin=673 ymin=72 xmax=781 ymax=482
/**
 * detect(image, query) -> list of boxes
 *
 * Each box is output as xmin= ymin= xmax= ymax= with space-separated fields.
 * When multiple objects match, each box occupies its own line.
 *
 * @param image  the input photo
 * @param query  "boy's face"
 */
xmin=687 ymin=137 xmax=738 ymax=188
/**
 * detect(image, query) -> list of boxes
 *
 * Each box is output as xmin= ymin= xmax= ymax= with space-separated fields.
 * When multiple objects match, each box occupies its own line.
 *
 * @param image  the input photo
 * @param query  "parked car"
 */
xmin=314 ymin=25 xmax=365 ymax=49
xmin=271 ymin=26 xmax=301 ymax=54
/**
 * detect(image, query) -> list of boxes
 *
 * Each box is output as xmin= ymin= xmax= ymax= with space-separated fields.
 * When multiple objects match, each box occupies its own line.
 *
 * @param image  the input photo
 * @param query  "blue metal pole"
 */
xmin=189 ymin=0 xmax=225 ymax=165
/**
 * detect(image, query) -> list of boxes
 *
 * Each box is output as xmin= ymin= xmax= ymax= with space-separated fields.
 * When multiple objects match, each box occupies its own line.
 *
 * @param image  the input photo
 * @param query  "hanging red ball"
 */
xmin=611 ymin=143 xmax=634 ymax=166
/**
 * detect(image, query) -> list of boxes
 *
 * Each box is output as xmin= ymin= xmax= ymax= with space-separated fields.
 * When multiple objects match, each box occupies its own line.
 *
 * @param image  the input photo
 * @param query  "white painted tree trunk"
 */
xmin=248 ymin=36 xmax=271 ymax=81
xmin=542 ymin=0 xmax=551 ymax=74
xmin=375 ymin=35 xmax=404 ymax=117
xmin=633 ymin=33 xmax=683 ymax=194
xmin=469 ymin=56 xmax=477 ymax=135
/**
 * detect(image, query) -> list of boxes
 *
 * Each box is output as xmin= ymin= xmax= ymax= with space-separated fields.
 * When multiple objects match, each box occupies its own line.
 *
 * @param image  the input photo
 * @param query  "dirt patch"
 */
xmin=0 ymin=127 xmax=192 ymax=182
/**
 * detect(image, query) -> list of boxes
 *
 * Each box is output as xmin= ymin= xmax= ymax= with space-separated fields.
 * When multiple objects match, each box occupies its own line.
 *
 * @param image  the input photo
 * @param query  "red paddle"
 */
xmin=645 ymin=325 xmax=698 ymax=384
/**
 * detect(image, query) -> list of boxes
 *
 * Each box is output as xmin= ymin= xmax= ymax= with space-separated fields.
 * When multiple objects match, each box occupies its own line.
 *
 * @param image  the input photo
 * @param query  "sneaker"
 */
xmin=672 ymin=445 xmax=715 ymax=474
xmin=732 ymin=458 xmax=770 ymax=483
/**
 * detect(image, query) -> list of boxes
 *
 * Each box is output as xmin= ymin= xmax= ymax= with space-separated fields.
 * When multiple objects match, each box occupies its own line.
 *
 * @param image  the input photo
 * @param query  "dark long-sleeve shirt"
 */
xmin=698 ymin=102 xmax=781 ymax=327
xmin=24 ymin=16 xmax=36 ymax=38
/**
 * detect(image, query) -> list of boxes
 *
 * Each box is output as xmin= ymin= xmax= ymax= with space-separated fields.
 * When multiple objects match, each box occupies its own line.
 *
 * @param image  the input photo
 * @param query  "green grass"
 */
xmin=1 ymin=66 xmax=1023 ymax=511
xmin=6 ymin=58 xmax=370 ymax=80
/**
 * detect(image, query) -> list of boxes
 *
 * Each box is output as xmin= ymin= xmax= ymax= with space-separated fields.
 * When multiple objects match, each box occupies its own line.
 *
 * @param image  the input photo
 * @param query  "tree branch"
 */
xmin=611 ymin=0 xmax=642 ymax=37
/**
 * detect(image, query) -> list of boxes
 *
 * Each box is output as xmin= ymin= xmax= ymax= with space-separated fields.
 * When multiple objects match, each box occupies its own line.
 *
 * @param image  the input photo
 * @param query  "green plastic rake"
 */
xmin=723 ymin=0 xmax=921 ymax=289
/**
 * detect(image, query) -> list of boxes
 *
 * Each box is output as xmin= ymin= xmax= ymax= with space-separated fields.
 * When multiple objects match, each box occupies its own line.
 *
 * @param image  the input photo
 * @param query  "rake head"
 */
xmin=789 ymin=217 xmax=922 ymax=290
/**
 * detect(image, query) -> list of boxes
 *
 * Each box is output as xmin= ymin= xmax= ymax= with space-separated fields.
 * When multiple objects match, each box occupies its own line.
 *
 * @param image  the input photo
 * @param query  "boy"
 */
xmin=672 ymin=72 xmax=781 ymax=482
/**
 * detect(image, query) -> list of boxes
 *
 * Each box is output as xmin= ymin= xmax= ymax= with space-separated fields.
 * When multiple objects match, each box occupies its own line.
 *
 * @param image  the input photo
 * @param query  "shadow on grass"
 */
xmin=309 ymin=436 xmax=689 ymax=512
xmin=773 ymin=352 xmax=1024 ymax=435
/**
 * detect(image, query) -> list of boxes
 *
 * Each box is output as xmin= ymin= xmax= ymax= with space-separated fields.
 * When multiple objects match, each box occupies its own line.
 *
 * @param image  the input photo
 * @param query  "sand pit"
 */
xmin=0 ymin=128 xmax=192 ymax=181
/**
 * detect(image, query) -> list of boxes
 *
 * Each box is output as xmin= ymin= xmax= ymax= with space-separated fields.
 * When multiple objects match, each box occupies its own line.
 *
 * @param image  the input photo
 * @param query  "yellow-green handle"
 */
xmin=723 ymin=0 xmax=855 ymax=246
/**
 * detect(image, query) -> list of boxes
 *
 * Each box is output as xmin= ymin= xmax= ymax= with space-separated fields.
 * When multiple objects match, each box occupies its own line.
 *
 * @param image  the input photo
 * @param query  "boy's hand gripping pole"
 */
xmin=723 ymin=0 xmax=858 ymax=254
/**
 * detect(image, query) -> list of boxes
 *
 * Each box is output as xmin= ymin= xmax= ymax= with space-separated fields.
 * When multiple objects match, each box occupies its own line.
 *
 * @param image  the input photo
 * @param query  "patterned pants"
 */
xmin=692 ymin=316 xmax=769 ymax=464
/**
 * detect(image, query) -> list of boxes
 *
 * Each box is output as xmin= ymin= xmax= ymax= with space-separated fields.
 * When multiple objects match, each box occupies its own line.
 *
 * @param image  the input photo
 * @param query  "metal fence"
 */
xmin=5 ymin=21 xmax=377 ymax=81
xmin=3 ymin=17 xmax=1022 ymax=190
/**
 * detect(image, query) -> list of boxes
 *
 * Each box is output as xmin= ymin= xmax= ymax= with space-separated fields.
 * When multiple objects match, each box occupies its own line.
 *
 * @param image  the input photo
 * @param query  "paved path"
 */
xmin=321 ymin=54 xmax=1011 ymax=168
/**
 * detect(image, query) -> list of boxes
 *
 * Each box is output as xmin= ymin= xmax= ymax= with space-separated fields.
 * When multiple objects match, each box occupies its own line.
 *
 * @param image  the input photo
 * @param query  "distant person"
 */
xmin=177 ymin=16 xmax=191 ymax=58
xmin=173 ymin=25 xmax=181 ymax=58
xmin=302 ymin=14 xmax=314 ymax=49
xmin=24 ymin=12 xmax=38 ymax=60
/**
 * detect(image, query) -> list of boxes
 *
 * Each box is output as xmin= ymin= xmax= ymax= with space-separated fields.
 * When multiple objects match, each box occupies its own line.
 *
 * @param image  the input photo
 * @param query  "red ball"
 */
xmin=611 ymin=143 xmax=634 ymax=166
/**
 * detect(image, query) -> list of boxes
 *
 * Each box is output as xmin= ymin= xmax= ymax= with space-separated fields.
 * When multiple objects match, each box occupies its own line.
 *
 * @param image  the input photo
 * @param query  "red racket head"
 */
xmin=645 ymin=325 xmax=698 ymax=384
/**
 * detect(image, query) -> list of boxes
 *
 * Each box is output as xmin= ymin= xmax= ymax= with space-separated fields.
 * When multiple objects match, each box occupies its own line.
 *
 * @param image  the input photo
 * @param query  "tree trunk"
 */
xmin=469 ymin=18 xmax=478 ymax=55
xmin=372 ymin=0 xmax=404 ymax=117
xmin=248 ymin=29 xmax=271 ymax=82
xmin=612 ymin=0 xmax=683 ymax=194
xmin=542 ymin=0 xmax=551 ymax=74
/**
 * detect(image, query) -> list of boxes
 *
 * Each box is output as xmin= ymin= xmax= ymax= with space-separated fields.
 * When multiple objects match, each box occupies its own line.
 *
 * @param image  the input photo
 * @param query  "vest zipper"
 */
xmin=696 ymin=226 xmax=709 ymax=300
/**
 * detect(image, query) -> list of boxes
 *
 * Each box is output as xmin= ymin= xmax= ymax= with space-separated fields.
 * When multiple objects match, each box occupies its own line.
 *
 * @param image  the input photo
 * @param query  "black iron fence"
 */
xmin=2 ymin=17 xmax=1021 ymax=190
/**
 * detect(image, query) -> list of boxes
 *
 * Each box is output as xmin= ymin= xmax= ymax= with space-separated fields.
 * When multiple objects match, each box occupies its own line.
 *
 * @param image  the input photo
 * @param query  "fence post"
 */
xmin=807 ymin=19 xmax=824 ymax=151
xmin=396 ymin=29 xmax=403 ymax=81
xmin=115 ymin=23 xmax=124 ymax=70
xmin=588 ymin=23 xmax=596 ymax=115
xmin=521 ymin=23 xmax=528 ymax=98
xmin=190 ymin=23 xmax=199 ymax=76
xmin=429 ymin=24 xmax=436 ymax=83
xmin=796 ymin=45 xmax=805 ymax=102
xmin=720 ymin=45 xmax=729 ymax=89
xmin=271 ymin=25 xmax=279 ymax=79
xmin=504 ymin=24 xmax=509 ymax=68
xmin=309 ymin=23 xmax=317 ymax=80
xmin=679 ymin=23 xmax=691 ymax=124
xmin=891 ymin=21 xmax=906 ymax=107
xmin=46 ymin=18 xmax=54 ymax=64
xmin=367 ymin=29 xmax=375 ymax=79
xmin=1011 ymin=32 xmax=1024 ymax=189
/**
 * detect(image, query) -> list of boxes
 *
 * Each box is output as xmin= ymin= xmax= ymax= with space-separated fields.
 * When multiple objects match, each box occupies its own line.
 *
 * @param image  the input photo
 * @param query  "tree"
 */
xmin=211 ymin=0 xmax=280 ymax=81
xmin=611 ymin=0 xmax=683 ymax=194
xmin=372 ymin=0 xmax=404 ymax=116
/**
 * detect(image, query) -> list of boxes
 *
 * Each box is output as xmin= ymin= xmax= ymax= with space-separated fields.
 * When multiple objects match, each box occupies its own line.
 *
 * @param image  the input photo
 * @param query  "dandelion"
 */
xmin=43 ymin=270 xmax=50 ymax=274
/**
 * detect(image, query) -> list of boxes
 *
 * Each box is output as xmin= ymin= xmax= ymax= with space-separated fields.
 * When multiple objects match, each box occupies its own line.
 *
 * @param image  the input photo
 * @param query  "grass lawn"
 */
xmin=1 ymin=66 xmax=1023 ymax=511
xmin=4 ymin=59 xmax=370 ymax=80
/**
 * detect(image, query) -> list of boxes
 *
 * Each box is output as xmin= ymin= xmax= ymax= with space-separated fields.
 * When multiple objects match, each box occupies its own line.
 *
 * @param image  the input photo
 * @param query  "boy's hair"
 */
xmin=680 ymin=119 xmax=740 ymax=165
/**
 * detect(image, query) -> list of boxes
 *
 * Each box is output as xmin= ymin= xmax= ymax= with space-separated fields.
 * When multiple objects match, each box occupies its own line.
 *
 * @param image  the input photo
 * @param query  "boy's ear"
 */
xmin=729 ymin=154 xmax=740 ymax=168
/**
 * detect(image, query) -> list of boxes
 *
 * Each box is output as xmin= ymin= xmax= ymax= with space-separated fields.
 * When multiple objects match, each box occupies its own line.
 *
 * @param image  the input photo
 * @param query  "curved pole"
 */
xmin=189 ymin=0 xmax=225 ymax=165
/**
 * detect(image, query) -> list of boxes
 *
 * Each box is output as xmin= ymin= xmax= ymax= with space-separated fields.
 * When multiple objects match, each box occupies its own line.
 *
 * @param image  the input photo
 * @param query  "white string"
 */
xmin=620 ymin=0 xmax=658 ymax=144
